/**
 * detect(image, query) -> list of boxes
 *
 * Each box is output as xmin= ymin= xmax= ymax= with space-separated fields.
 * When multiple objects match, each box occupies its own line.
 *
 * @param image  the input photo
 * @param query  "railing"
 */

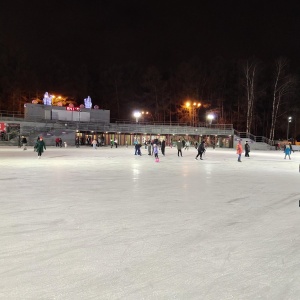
xmin=0 ymin=110 xmax=24 ymax=119
xmin=115 ymin=119 xmax=233 ymax=130
xmin=235 ymin=130 xmax=273 ymax=145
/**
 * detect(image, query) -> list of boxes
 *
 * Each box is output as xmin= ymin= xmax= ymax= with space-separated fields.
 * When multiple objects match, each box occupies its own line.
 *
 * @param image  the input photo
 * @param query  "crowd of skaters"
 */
xmin=17 ymin=134 xmax=297 ymax=162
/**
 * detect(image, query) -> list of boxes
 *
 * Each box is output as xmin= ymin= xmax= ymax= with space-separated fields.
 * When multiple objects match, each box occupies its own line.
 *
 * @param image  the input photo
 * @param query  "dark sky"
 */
xmin=1 ymin=0 xmax=300 ymax=70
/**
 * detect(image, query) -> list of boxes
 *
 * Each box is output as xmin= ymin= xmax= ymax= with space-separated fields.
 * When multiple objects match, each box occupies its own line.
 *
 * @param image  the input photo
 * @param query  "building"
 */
xmin=0 ymin=103 xmax=234 ymax=148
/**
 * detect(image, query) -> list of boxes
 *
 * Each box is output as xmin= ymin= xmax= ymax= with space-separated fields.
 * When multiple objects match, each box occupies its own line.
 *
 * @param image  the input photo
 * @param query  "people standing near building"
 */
xmin=161 ymin=140 xmax=166 ymax=156
xmin=55 ymin=137 xmax=60 ymax=147
xmin=245 ymin=141 xmax=250 ymax=157
xmin=114 ymin=138 xmax=118 ymax=148
xmin=92 ymin=139 xmax=97 ymax=150
xmin=36 ymin=137 xmax=46 ymax=159
xmin=195 ymin=141 xmax=205 ymax=160
xmin=21 ymin=136 xmax=27 ymax=150
xmin=110 ymin=139 xmax=114 ymax=148
xmin=236 ymin=141 xmax=243 ymax=162
xmin=177 ymin=139 xmax=183 ymax=157
xmin=284 ymin=143 xmax=291 ymax=160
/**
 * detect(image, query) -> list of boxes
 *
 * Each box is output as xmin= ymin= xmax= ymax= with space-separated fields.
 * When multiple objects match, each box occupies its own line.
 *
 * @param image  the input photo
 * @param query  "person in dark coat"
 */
xmin=135 ymin=143 xmax=142 ymax=156
xmin=245 ymin=141 xmax=250 ymax=157
xmin=36 ymin=137 xmax=46 ymax=158
xmin=161 ymin=140 xmax=166 ymax=156
xmin=195 ymin=141 xmax=206 ymax=160
xmin=21 ymin=136 xmax=27 ymax=150
xmin=177 ymin=139 xmax=183 ymax=157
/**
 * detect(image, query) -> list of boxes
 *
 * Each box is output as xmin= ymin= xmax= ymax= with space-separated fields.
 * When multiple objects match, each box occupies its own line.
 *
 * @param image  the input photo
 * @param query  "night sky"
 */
xmin=1 ymin=0 xmax=300 ymax=71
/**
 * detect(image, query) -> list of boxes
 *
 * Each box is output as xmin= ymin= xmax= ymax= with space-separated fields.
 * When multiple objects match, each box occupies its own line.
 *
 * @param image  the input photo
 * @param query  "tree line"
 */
xmin=0 ymin=45 xmax=299 ymax=140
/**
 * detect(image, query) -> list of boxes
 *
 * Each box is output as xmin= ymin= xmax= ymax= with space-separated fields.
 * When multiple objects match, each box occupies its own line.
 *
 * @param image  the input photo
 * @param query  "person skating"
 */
xmin=177 ymin=139 xmax=183 ymax=157
xmin=35 ymin=137 xmax=46 ymax=158
xmin=153 ymin=144 xmax=159 ymax=161
xmin=21 ymin=136 xmax=27 ymax=150
xmin=92 ymin=139 xmax=97 ymax=149
xmin=195 ymin=141 xmax=205 ymax=160
xmin=245 ymin=141 xmax=250 ymax=157
xmin=147 ymin=141 xmax=152 ymax=155
xmin=136 ymin=143 xmax=142 ymax=156
xmin=161 ymin=140 xmax=166 ymax=156
xmin=236 ymin=141 xmax=243 ymax=162
xmin=284 ymin=143 xmax=291 ymax=160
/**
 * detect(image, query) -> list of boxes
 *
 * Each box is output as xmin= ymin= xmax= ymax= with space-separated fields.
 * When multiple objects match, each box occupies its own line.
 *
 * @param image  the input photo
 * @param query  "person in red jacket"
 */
xmin=236 ymin=141 xmax=243 ymax=162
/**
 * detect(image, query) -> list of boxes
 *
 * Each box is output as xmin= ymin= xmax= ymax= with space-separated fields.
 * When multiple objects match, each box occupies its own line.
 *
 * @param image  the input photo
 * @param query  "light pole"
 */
xmin=192 ymin=102 xmax=201 ymax=126
xmin=133 ymin=111 xmax=141 ymax=142
xmin=207 ymin=114 xmax=214 ymax=126
xmin=141 ymin=111 xmax=149 ymax=122
xmin=133 ymin=111 xmax=141 ymax=123
xmin=185 ymin=101 xmax=192 ymax=125
xmin=287 ymin=116 xmax=292 ymax=140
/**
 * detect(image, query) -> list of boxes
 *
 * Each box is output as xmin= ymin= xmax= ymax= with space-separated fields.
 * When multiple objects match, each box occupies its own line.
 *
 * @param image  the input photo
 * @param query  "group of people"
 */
xmin=138 ymin=138 xmax=207 ymax=161
xmin=236 ymin=140 xmax=294 ymax=162
xmin=19 ymin=135 xmax=297 ymax=162
xmin=55 ymin=137 xmax=63 ymax=147
xmin=236 ymin=141 xmax=250 ymax=162
xmin=21 ymin=135 xmax=46 ymax=158
xmin=110 ymin=139 xmax=118 ymax=148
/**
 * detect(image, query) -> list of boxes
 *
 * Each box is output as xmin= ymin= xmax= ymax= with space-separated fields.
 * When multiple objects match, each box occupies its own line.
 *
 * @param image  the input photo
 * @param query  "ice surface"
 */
xmin=1 ymin=146 xmax=300 ymax=299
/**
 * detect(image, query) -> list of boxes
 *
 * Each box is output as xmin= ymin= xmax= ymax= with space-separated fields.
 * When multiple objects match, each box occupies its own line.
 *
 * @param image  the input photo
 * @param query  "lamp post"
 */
xmin=207 ymin=114 xmax=214 ymax=126
xmin=185 ymin=101 xmax=201 ymax=126
xmin=133 ymin=111 xmax=141 ymax=141
xmin=192 ymin=102 xmax=201 ymax=126
xmin=287 ymin=116 xmax=292 ymax=140
xmin=133 ymin=111 xmax=142 ymax=123
xmin=185 ymin=101 xmax=191 ymax=125
xmin=141 ymin=111 xmax=149 ymax=122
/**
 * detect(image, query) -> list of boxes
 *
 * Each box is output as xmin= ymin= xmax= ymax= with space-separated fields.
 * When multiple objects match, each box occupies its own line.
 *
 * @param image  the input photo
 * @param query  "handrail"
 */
xmin=235 ymin=131 xmax=273 ymax=145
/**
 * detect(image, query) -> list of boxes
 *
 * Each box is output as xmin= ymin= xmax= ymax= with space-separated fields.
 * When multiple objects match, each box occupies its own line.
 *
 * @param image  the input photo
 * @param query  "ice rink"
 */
xmin=1 ymin=145 xmax=300 ymax=300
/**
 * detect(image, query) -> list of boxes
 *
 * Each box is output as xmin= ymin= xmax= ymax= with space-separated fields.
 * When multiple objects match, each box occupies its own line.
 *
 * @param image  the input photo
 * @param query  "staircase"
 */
xmin=234 ymin=131 xmax=274 ymax=150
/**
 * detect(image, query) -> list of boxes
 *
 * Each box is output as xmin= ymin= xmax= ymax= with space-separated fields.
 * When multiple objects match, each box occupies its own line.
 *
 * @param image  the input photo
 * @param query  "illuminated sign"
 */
xmin=0 ymin=122 xmax=6 ymax=132
xmin=66 ymin=107 xmax=81 ymax=111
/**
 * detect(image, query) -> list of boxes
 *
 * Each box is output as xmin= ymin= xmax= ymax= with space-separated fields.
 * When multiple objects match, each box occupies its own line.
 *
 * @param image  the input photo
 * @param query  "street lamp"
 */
xmin=192 ymin=102 xmax=201 ymax=126
xmin=185 ymin=101 xmax=191 ymax=125
xmin=133 ymin=111 xmax=141 ymax=143
xmin=287 ymin=116 xmax=292 ymax=140
xmin=133 ymin=111 xmax=142 ymax=123
xmin=141 ymin=111 xmax=149 ymax=122
xmin=207 ymin=114 xmax=214 ymax=125
xmin=185 ymin=101 xmax=201 ymax=126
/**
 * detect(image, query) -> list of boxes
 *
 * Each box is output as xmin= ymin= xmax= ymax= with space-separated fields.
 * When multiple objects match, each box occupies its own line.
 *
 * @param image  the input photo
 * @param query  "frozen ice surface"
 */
xmin=0 ymin=146 xmax=300 ymax=300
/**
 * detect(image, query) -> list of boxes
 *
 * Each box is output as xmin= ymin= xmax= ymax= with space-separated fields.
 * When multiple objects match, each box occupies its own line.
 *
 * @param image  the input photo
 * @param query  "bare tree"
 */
xmin=142 ymin=66 xmax=162 ymax=121
xmin=269 ymin=58 xmax=296 ymax=142
xmin=243 ymin=60 xmax=258 ymax=133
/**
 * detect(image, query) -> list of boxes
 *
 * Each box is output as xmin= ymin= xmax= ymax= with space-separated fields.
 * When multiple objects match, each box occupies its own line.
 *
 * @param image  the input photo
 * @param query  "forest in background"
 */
xmin=0 ymin=45 xmax=299 ymax=140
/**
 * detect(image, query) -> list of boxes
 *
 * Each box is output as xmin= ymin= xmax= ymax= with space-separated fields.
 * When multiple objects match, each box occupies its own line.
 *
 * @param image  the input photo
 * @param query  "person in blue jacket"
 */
xmin=284 ymin=143 xmax=291 ymax=160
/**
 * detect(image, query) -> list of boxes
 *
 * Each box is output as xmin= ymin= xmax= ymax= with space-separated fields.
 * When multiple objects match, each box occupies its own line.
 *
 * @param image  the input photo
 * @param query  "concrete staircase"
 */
xmin=234 ymin=131 xmax=274 ymax=151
